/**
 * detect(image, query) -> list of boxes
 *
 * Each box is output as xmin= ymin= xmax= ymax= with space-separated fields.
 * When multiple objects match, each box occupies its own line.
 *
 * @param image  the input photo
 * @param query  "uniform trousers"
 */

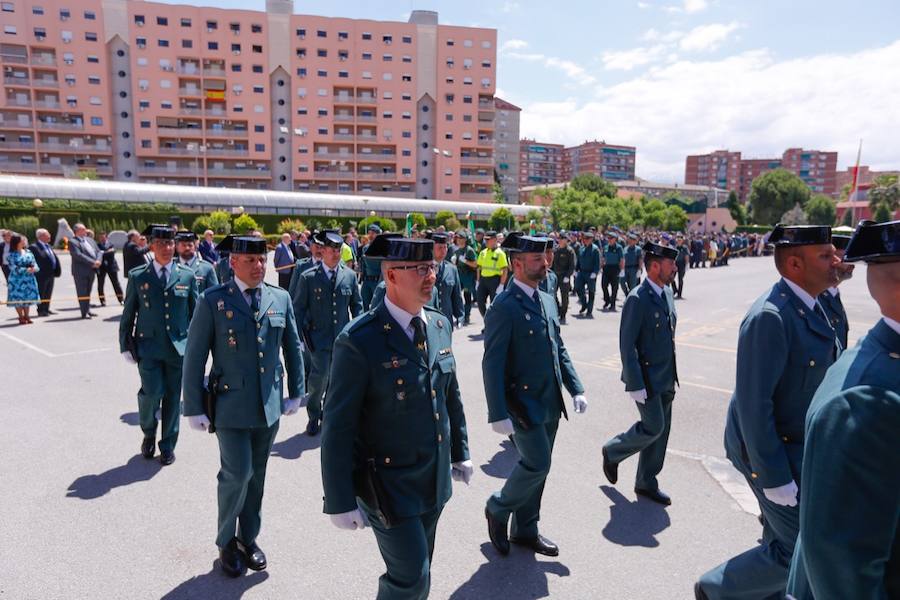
xmin=136 ymin=354 xmax=183 ymax=453
xmin=308 ymin=348 xmax=332 ymax=421
xmin=460 ymin=279 xmax=476 ymax=322
xmin=622 ymin=267 xmax=640 ymax=295
xmin=215 ymin=421 xmax=280 ymax=548
xmin=73 ymin=271 xmax=96 ymax=316
xmin=361 ymin=279 xmax=379 ymax=312
xmin=601 ymin=265 xmax=621 ymax=307
xmin=366 ymin=504 xmax=444 ymax=600
xmin=674 ymin=264 xmax=686 ymax=297
xmin=97 ymin=268 xmax=123 ymax=304
xmin=574 ymin=272 xmax=597 ymax=313
xmin=487 ymin=418 xmax=559 ymax=540
xmin=556 ymin=276 xmax=571 ymax=319
xmin=603 ymin=391 xmax=673 ymax=491
xmin=476 ymin=276 xmax=501 ymax=317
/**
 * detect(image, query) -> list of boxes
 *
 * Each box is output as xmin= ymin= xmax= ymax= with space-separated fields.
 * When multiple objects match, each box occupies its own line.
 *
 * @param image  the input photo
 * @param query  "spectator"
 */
xmin=69 ymin=223 xmax=101 ymax=319
xmin=274 ymin=232 xmax=296 ymax=290
xmin=198 ymin=229 xmax=218 ymax=264
xmin=6 ymin=233 xmax=40 ymax=325
xmin=123 ymin=229 xmax=151 ymax=276
xmin=28 ymin=228 xmax=61 ymax=316
xmin=96 ymin=231 xmax=124 ymax=305
xmin=0 ymin=229 xmax=11 ymax=282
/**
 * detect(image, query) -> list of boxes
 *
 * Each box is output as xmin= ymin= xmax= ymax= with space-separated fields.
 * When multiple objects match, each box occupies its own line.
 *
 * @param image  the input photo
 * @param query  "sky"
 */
xmin=152 ymin=0 xmax=900 ymax=183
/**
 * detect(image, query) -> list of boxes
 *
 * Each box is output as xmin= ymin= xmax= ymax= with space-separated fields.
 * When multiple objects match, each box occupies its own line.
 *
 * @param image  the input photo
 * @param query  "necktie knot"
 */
xmin=246 ymin=288 xmax=259 ymax=314
xmin=159 ymin=266 xmax=167 ymax=283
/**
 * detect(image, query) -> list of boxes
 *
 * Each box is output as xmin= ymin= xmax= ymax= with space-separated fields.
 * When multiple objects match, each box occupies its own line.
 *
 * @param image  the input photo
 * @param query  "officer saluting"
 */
xmin=602 ymin=242 xmax=679 ymax=506
xmin=483 ymin=232 xmax=588 ymax=558
xmin=175 ymin=230 xmax=219 ymax=294
xmin=817 ymin=234 xmax=853 ymax=351
xmin=119 ymin=224 xmax=198 ymax=465
xmin=786 ymin=219 xmax=900 ymax=600
xmin=428 ymin=231 xmax=464 ymax=328
xmin=321 ymin=234 xmax=471 ymax=599
xmin=696 ymin=224 xmax=840 ymax=600
xmin=182 ymin=235 xmax=305 ymax=578
xmin=294 ymin=230 xmax=363 ymax=436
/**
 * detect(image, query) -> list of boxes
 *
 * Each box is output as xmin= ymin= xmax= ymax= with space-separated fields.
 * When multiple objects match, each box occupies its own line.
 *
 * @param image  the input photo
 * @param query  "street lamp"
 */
xmin=187 ymin=142 xmax=205 ymax=187
xmin=33 ymin=198 xmax=43 ymax=208
xmin=432 ymin=147 xmax=452 ymax=199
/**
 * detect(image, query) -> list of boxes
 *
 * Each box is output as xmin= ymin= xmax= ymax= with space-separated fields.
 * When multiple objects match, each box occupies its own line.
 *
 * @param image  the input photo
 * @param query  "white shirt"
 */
xmin=321 ymin=263 xmax=338 ymax=281
xmin=827 ymin=286 xmax=839 ymax=297
xmin=512 ymin=278 xmax=537 ymax=299
xmin=884 ymin=316 xmax=900 ymax=337
xmin=383 ymin=295 xmax=427 ymax=343
xmin=645 ymin=277 xmax=664 ymax=297
xmin=152 ymin=259 xmax=174 ymax=284
xmin=782 ymin=277 xmax=816 ymax=310
xmin=233 ymin=276 xmax=260 ymax=308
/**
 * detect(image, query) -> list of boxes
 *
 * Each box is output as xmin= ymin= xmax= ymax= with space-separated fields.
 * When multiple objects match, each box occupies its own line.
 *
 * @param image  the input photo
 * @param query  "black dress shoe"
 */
xmin=47 ymin=310 xmax=57 ymax=315
xmin=219 ymin=538 xmax=247 ymax=578
xmin=82 ymin=314 xmax=92 ymax=319
xmin=510 ymin=534 xmax=559 ymax=557
xmin=88 ymin=311 xmax=99 ymax=317
xmin=602 ymin=447 xmax=618 ymax=485
xmin=238 ymin=540 xmax=267 ymax=571
xmin=141 ymin=436 xmax=155 ymax=459
xmin=485 ymin=507 xmax=509 ymax=556
xmin=694 ymin=582 xmax=709 ymax=600
xmin=635 ymin=487 xmax=671 ymax=506
xmin=305 ymin=418 xmax=321 ymax=436
xmin=159 ymin=450 xmax=176 ymax=466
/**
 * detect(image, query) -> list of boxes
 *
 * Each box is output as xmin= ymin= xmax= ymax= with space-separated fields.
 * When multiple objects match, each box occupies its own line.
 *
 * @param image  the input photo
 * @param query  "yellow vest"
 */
xmin=477 ymin=247 xmax=508 ymax=278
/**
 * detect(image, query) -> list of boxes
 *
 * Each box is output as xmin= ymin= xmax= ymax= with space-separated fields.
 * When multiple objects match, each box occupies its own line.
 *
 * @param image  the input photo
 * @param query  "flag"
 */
xmin=405 ymin=213 xmax=413 ymax=237
xmin=529 ymin=220 xmax=536 ymax=235
xmin=849 ymin=139 xmax=862 ymax=222
xmin=467 ymin=211 xmax=475 ymax=238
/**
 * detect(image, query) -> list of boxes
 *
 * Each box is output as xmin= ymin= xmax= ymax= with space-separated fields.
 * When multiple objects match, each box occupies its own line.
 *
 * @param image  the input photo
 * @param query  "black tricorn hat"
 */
xmin=643 ymin=241 xmax=678 ymax=260
xmin=365 ymin=234 xmax=434 ymax=262
xmin=313 ymin=229 xmax=343 ymax=249
xmin=141 ymin=224 xmax=176 ymax=240
xmin=844 ymin=220 xmax=900 ymax=263
xmin=501 ymin=231 xmax=552 ymax=253
xmin=768 ymin=223 xmax=832 ymax=246
xmin=174 ymin=230 xmax=198 ymax=242
xmin=215 ymin=234 xmax=235 ymax=253
xmin=831 ymin=234 xmax=851 ymax=251
xmin=230 ymin=236 xmax=268 ymax=255
xmin=427 ymin=231 xmax=451 ymax=244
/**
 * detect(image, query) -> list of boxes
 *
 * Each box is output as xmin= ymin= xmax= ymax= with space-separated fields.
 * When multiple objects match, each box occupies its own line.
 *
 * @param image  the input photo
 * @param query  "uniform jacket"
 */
xmin=294 ymin=262 xmax=363 ymax=352
xmin=788 ymin=319 xmax=900 ymax=599
xmin=482 ymin=283 xmax=584 ymax=428
xmin=603 ymin=243 xmax=625 ymax=268
xmin=321 ymin=303 xmax=469 ymax=517
xmin=182 ymin=281 xmax=304 ymax=429
xmin=724 ymin=279 xmax=837 ymax=489
xmin=539 ymin=270 xmax=558 ymax=297
xmin=119 ymin=262 xmax=198 ymax=360
xmin=287 ymin=256 xmax=318 ymax=299
xmin=576 ymin=244 xmax=601 ymax=275
xmin=97 ymin=241 xmax=120 ymax=273
xmin=818 ymin=289 xmax=848 ymax=352
xmin=552 ymin=246 xmax=576 ymax=280
xmin=69 ymin=235 xmax=100 ymax=278
xmin=215 ymin=255 xmax=233 ymax=284
xmin=28 ymin=241 xmax=61 ymax=280
xmin=359 ymin=243 xmax=383 ymax=282
xmin=623 ymin=245 xmax=642 ymax=269
xmin=181 ymin=256 xmax=219 ymax=294
xmin=619 ymin=279 xmax=678 ymax=395
xmin=433 ymin=260 xmax=464 ymax=324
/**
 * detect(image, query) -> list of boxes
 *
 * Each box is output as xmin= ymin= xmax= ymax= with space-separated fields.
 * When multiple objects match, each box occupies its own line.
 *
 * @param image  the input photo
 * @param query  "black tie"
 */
xmin=411 ymin=316 xmax=427 ymax=358
xmin=159 ymin=266 xmax=168 ymax=285
xmin=247 ymin=288 xmax=259 ymax=315
xmin=329 ymin=269 xmax=337 ymax=290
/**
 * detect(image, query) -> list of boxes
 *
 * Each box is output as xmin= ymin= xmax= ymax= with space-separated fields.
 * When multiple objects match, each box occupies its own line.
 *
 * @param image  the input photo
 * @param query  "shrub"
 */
xmin=278 ymin=219 xmax=306 ymax=234
xmin=232 ymin=213 xmax=260 ymax=234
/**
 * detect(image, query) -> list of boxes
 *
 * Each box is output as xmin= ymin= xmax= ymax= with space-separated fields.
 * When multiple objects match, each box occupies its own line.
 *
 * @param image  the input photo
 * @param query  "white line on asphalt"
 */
xmin=0 ymin=331 xmax=113 ymax=358
xmin=54 ymin=347 xmax=116 ymax=358
xmin=667 ymin=448 xmax=760 ymax=516
xmin=572 ymin=359 xmax=733 ymax=395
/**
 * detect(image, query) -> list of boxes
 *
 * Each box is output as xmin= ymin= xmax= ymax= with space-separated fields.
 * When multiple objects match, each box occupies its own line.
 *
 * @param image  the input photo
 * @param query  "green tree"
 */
xmin=570 ymin=173 xmax=617 ymax=197
xmin=804 ymin=194 xmax=837 ymax=226
xmin=192 ymin=210 xmax=232 ymax=235
xmin=408 ymin=212 xmax=427 ymax=232
xmin=780 ymin=203 xmax=808 ymax=226
xmin=489 ymin=206 xmax=514 ymax=231
xmin=747 ymin=169 xmax=812 ymax=225
xmin=725 ymin=190 xmax=748 ymax=225
xmin=434 ymin=210 xmax=456 ymax=227
xmin=277 ymin=218 xmax=306 ymax=234
xmin=358 ymin=215 xmax=399 ymax=233
xmin=662 ymin=205 xmax=689 ymax=231
xmin=492 ymin=182 xmax=506 ymax=204
xmin=232 ymin=213 xmax=260 ymax=234
xmin=868 ymin=176 xmax=899 ymax=218
xmin=640 ymin=198 xmax=668 ymax=229
xmin=444 ymin=217 xmax=462 ymax=232
xmin=75 ymin=169 xmax=99 ymax=180
xmin=872 ymin=202 xmax=894 ymax=223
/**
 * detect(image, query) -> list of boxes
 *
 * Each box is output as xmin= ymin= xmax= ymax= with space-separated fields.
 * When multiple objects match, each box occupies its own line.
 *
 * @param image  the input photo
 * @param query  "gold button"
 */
xmin=751 ymin=472 xmax=758 ymax=479
xmin=164 ymin=292 xmax=168 ymax=297
xmin=523 ymin=384 xmax=529 ymax=390
xmin=258 ymin=352 xmax=264 ymax=358
xmin=166 ymin=325 xmax=170 ymax=330
xmin=781 ymin=436 xmax=788 ymax=442
xmin=223 ymin=384 xmax=229 ymax=391
xmin=165 ymin=314 xmax=170 ymax=319
xmin=529 ymin=329 xmax=533 ymax=335
xmin=257 ymin=337 xmax=263 ymax=343
xmin=260 ymin=367 xmax=265 ymax=373
xmin=397 ymin=378 xmax=403 ymax=385
xmin=809 ymin=360 xmax=815 ymax=367
xmin=384 ymin=457 xmax=391 ymax=464
xmin=164 ymin=302 xmax=169 ymax=307
xmin=334 ymin=319 xmax=338 ymax=324
xmin=144 ymin=303 xmax=150 ymax=308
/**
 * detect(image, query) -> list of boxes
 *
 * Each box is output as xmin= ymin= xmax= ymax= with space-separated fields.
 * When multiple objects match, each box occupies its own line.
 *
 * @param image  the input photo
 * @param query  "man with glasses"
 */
xmin=322 ymin=233 xmax=471 ymax=599
xmin=175 ymin=230 xmax=219 ymax=294
xmin=119 ymin=224 xmax=199 ymax=465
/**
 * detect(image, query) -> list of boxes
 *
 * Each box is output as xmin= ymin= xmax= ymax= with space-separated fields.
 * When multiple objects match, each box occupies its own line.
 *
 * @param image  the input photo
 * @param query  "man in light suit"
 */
xmin=28 ymin=228 xmax=61 ymax=316
xmin=69 ymin=223 xmax=101 ymax=319
xmin=273 ymin=233 xmax=295 ymax=290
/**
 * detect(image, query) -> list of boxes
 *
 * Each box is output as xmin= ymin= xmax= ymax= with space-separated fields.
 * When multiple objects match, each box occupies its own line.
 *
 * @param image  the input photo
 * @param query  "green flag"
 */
xmin=467 ymin=211 xmax=476 ymax=238
xmin=405 ymin=213 xmax=413 ymax=237
xmin=529 ymin=219 xmax=536 ymax=235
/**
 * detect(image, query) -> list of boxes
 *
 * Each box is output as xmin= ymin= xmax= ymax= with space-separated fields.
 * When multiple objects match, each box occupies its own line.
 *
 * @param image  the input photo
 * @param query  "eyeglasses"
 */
xmin=389 ymin=263 xmax=437 ymax=277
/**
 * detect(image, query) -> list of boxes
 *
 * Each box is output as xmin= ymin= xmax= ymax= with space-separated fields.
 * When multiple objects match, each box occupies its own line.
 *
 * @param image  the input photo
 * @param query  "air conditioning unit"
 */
xmin=232 ymin=50 xmax=240 ymax=55
xmin=162 ymin=65 xmax=173 ymax=72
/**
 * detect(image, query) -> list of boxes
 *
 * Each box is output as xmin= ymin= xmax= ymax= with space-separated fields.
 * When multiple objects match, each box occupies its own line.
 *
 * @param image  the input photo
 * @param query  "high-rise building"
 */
xmin=518 ymin=139 xmax=565 ymax=187
xmin=0 ymin=1 xmax=498 ymax=201
xmin=562 ymin=140 xmax=636 ymax=182
xmin=492 ymin=96 xmax=519 ymax=204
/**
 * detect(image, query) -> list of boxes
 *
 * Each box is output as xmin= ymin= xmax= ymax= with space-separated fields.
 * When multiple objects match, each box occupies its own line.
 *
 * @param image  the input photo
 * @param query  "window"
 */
xmin=463 ymin=39 xmax=473 ymax=47
xmin=60 ymin=8 xmax=70 ymax=20
xmin=316 ymin=48 xmax=327 ymax=57
xmin=317 ymin=29 xmax=326 ymax=38
xmin=297 ymin=48 xmax=306 ymax=58
xmin=180 ymin=17 xmax=191 ymax=27
xmin=61 ymin=30 xmax=73 ymax=42
xmin=316 ymin=88 xmax=327 ymax=96
xmin=362 ymin=52 xmax=372 ymax=60
xmin=136 ymin=37 xmax=146 ymax=48
xmin=445 ymin=133 xmax=453 ymax=140
xmin=401 ymin=74 xmax=412 ymax=82
xmin=138 ymin=100 xmax=149 ymax=109
xmin=446 ymin=39 xmax=454 ymax=46
xmin=90 ymin=117 xmax=103 ymax=126
xmin=161 ymin=101 xmax=172 ymax=109
xmin=182 ymin=39 xmax=192 ymax=48
xmin=383 ymin=54 xmax=393 ymax=62
xmin=134 ymin=15 xmax=145 ymax=25
xmin=157 ymin=16 xmax=168 ymax=26
xmin=3 ymin=25 xmax=15 ymax=34
xmin=252 ymin=64 xmax=263 ymax=73
xmin=296 ymin=28 xmax=305 ymax=38
xmin=463 ymin=58 xmax=473 ymax=69
xmin=139 ymin=120 xmax=150 ymax=128
xmin=463 ymin=77 xmax=472 ymax=85
xmin=481 ymin=78 xmax=491 ymax=87
xmin=297 ymin=107 xmax=307 ymax=115
xmin=463 ymin=114 xmax=472 ymax=122
xmin=252 ymin=44 xmax=262 ymax=53
xmin=159 ymin=79 xmax=171 ymax=88
xmin=317 ymin=69 xmax=327 ymax=77
xmin=445 ymin=77 xmax=454 ymax=84
xmin=141 ymin=140 xmax=152 ymax=148
xmin=383 ymin=111 xmax=393 ymax=119
xmin=445 ymin=114 xmax=453 ymax=121
xmin=383 ymin=35 xmax=392 ymax=44
xmin=254 ymin=124 xmax=265 ymax=132
xmin=84 ymin=10 xmax=96 ymax=19
xmin=402 ymin=149 xmax=411 ymax=157
xmin=87 ymin=55 xmax=99 ymax=63
xmin=231 ymin=43 xmax=241 ymax=53
xmin=445 ymin=93 xmax=454 ymax=103
xmin=361 ymin=71 xmax=372 ymax=79
xmin=296 ymin=67 xmax=306 ymax=77
xmin=481 ymin=60 xmax=491 ymax=68
xmin=158 ymin=39 xmax=169 ymax=47
xmin=362 ymin=32 xmax=372 ymax=40
xmin=402 ymin=36 xmax=412 ymax=44
xmin=316 ymin=108 xmax=327 ymax=116
xmin=317 ymin=127 xmax=327 ymax=135
xmin=401 ymin=131 xmax=411 ymax=138
xmin=208 ymin=41 xmax=218 ymax=50
xmin=254 ymin=104 xmax=264 ymax=112
xmin=296 ymin=86 xmax=306 ymax=97
xmin=34 ymin=27 xmax=47 ymax=38
xmin=251 ymin=23 xmax=262 ymax=33
xmin=252 ymin=85 xmax=263 ymax=93
xmin=402 ymin=55 xmax=412 ymax=63
xmin=206 ymin=20 xmax=217 ymax=30
xmin=233 ymin=104 xmax=243 ymax=112
xmin=255 ymin=143 xmax=265 ymax=152
xmin=401 ymin=111 xmax=411 ymax=120
xmin=338 ymin=70 xmax=348 ymax=78
xmin=482 ymin=40 xmax=491 ymax=48
xmin=463 ymin=95 xmax=472 ymax=104
xmin=230 ymin=22 xmax=240 ymax=33
xmin=382 ymin=91 xmax=393 ymax=99
xmin=63 ymin=53 xmax=74 ymax=64
xmin=136 ymin=57 xmax=147 ymax=66
xmin=88 ymin=75 xmax=101 ymax=85
xmin=382 ymin=73 xmax=392 ymax=80
xmin=338 ymin=31 xmax=348 ymax=40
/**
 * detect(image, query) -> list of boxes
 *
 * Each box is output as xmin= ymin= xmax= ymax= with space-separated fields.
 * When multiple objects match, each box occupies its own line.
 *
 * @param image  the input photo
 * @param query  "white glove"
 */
xmin=562 ymin=277 xmax=570 ymax=284
xmin=330 ymin=509 xmax=367 ymax=530
xmin=629 ymin=389 xmax=648 ymax=405
xmin=300 ymin=341 xmax=306 ymax=353
xmin=589 ymin=273 xmax=597 ymax=279
xmin=763 ymin=480 xmax=799 ymax=507
xmin=188 ymin=414 xmax=211 ymax=431
xmin=282 ymin=397 xmax=302 ymax=416
xmin=155 ymin=408 xmax=161 ymax=421
xmin=121 ymin=351 xmax=137 ymax=365
xmin=491 ymin=418 xmax=515 ymax=436
xmin=496 ymin=284 xmax=505 ymax=294
xmin=451 ymin=460 xmax=474 ymax=485
xmin=572 ymin=394 xmax=588 ymax=414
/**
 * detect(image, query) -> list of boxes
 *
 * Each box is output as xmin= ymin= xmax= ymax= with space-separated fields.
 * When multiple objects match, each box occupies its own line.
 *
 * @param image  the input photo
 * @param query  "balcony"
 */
xmin=460 ymin=155 xmax=493 ymax=165
xmin=36 ymin=121 xmax=84 ymax=131
xmin=459 ymin=191 xmax=493 ymax=201
xmin=476 ymin=137 xmax=494 ymax=146
xmin=356 ymin=189 xmax=416 ymax=198
xmin=0 ymin=141 xmax=36 ymax=151
xmin=356 ymin=115 xmax=377 ymax=123
xmin=357 ymin=95 xmax=377 ymax=104
xmin=460 ymin=172 xmax=492 ymax=182
xmin=178 ymin=107 xmax=227 ymax=117
xmin=0 ymin=54 xmax=28 ymax=65
xmin=31 ymin=56 xmax=57 ymax=67
xmin=3 ymin=97 xmax=31 ymax=108
xmin=333 ymin=114 xmax=354 ymax=122
xmin=333 ymin=134 xmax=354 ymax=141
xmin=38 ymin=164 xmax=113 ymax=175
xmin=205 ymin=128 xmax=249 ymax=138
xmin=0 ymin=119 xmax=34 ymax=129
xmin=356 ymin=133 xmax=378 ymax=141
xmin=157 ymin=126 xmax=205 ymax=137
xmin=31 ymin=78 xmax=60 ymax=89
xmin=202 ymin=68 xmax=227 ymax=78
xmin=137 ymin=166 xmax=202 ymax=176
xmin=3 ymin=76 xmax=30 ymax=86
xmin=0 ymin=162 xmax=40 ymax=173
xmin=310 ymin=170 xmax=355 ymax=180
xmin=157 ymin=147 xmax=204 ymax=156
xmin=356 ymin=171 xmax=398 ymax=180
xmin=177 ymin=64 xmax=201 ymax=75
xmin=38 ymin=142 xmax=111 ymax=153
xmin=203 ymin=146 xmax=250 ymax=157
xmin=33 ymin=99 xmax=61 ymax=110
xmin=178 ymin=88 xmax=204 ymax=97
xmin=213 ymin=168 xmax=272 ymax=178
xmin=313 ymin=152 xmax=355 ymax=161
xmin=356 ymin=153 xmax=397 ymax=162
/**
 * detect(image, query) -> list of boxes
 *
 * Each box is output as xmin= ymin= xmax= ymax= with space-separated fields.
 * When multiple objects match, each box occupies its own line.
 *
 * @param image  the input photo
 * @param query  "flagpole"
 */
xmin=850 ymin=139 xmax=862 ymax=224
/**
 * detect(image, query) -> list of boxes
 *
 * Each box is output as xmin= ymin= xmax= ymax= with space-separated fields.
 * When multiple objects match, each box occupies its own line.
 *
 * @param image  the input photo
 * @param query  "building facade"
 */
xmin=518 ymin=138 xmax=564 ymax=188
xmin=0 ymin=0 xmax=498 ymax=201
xmin=492 ymin=96 xmax=519 ymax=204
xmin=562 ymin=140 xmax=636 ymax=182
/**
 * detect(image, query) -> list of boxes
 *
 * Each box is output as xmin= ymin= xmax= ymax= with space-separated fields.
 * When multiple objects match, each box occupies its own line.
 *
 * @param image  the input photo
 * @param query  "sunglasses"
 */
xmin=389 ymin=263 xmax=437 ymax=277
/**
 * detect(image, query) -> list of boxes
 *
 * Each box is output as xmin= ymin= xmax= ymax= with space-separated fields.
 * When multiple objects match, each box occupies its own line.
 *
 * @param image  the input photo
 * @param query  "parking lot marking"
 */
xmin=676 ymin=340 xmax=737 ymax=355
xmin=572 ymin=359 xmax=733 ymax=395
xmin=0 ymin=331 xmax=113 ymax=359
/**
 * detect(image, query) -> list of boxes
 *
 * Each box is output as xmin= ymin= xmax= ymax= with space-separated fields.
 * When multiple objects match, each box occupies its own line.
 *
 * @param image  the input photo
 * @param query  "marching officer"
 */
xmin=476 ymin=231 xmax=508 ymax=322
xmin=786 ymin=219 xmax=900 ymax=600
xmin=621 ymin=233 xmax=643 ymax=295
xmin=175 ymin=230 xmax=219 ymax=294
xmin=483 ymin=232 xmax=588 ymax=558
xmin=551 ymin=233 xmax=576 ymax=324
xmin=294 ymin=230 xmax=363 ymax=436
xmin=321 ymin=234 xmax=471 ymax=600
xmin=288 ymin=231 xmax=325 ymax=298
xmin=673 ymin=234 xmax=689 ymax=299
xmin=602 ymin=242 xmax=679 ymax=506
xmin=601 ymin=231 xmax=625 ymax=311
xmin=215 ymin=235 xmax=234 ymax=283
xmin=451 ymin=231 xmax=478 ymax=326
xmin=574 ymin=231 xmax=601 ymax=317
xmin=182 ymin=235 xmax=305 ymax=578
xmin=359 ymin=224 xmax=384 ymax=311
xmin=428 ymin=232 xmax=464 ymax=328
xmin=817 ymin=234 xmax=853 ymax=351
xmin=539 ymin=237 xmax=558 ymax=298
xmin=119 ymin=224 xmax=198 ymax=465
xmin=696 ymin=224 xmax=840 ymax=600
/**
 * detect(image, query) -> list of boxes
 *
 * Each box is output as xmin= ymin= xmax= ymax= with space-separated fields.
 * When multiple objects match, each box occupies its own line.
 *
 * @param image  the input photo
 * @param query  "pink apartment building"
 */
xmin=0 ymin=0 xmax=498 ymax=201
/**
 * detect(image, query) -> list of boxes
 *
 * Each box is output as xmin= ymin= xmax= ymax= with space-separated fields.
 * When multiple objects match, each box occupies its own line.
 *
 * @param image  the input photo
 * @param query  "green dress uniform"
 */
xmin=551 ymin=243 xmax=576 ymax=321
xmin=119 ymin=258 xmax=198 ymax=457
xmin=621 ymin=243 xmax=642 ymax=295
xmin=359 ymin=241 xmax=383 ymax=311
xmin=601 ymin=240 xmax=624 ymax=309
xmin=181 ymin=255 xmax=219 ymax=294
xmin=321 ymin=296 xmax=469 ymax=599
xmin=817 ymin=288 xmax=848 ymax=352
xmin=215 ymin=255 xmax=233 ymax=284
xmin=538 ymin=269 xmax=558 ymax=297
xmin=433 ymin=259 xmax=464 ymax=328
xmin=182 ymin=278 xmax=304 ymax=549
xmin=451 ymin=244 xmax=478 ymax=323
xmin=673 ymin=242 xmax=688 ymax=298
xmin=483 ymin=277 xmax=584 ymax=542
xmin=294 ymin=261 xmax=363 ymax=423
xmin=574 ymin=241 xmax=601 ymax=314
xmin=603 ymin=272 xmax=678 ymax=495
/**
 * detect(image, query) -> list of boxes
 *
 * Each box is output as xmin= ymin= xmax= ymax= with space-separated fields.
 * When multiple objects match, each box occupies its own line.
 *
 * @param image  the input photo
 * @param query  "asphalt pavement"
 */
xmin=0 ymin=254 xmax=882 ymax=599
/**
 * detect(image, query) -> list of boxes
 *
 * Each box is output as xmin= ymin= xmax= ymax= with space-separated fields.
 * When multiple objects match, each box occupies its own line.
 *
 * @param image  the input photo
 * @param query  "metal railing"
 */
xmin=36 ymin=121 xmax=84 ymax=131
xmin=3 ymin=97 xmax=31 ymax=107
xmin=31 ymin=78 xmax=60 ymax=88
xmin=356 ymin=171 xmax=398 ymax=180
xmin=0 ymin=141 xmax=36 ymax=150
xmin=38 ymin=142 xmax=111 ymax=152
xmin=3 ymin=77 xmax=30 ymax=86
xmin=460 ymin=155 xmax=493 ymax=164
xmin=205 ymin=128 xmax=249 ymax=138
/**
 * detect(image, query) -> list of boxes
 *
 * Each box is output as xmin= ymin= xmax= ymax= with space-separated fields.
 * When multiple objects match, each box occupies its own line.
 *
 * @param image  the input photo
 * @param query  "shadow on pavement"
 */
xmin=479 ymin=439 xmax=518 ymax=479
xmin=46 ymin=316 xmax=91 ymax=323
xmin=66 ymin=454 xmax=162 ymax=500
xmin=120 ymin=412 xmax=140 ymax=426
xmin=161 ymin=563 xmax=269 ymax=599
xmin=466 ymin=333 xmax=485 ymax=342
xmin=270 ymin=432 xmax=321 ymax=460
xmin=449 ymin=542 xmax=569 ymax=599
xmin=103 ymin=314 xmax=122 ymax=323
xmin=599 ymin=485 xmax=670 ymax=548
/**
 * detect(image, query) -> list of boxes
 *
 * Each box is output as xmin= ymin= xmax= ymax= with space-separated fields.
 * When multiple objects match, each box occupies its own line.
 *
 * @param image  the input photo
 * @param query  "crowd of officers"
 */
xmin=112 ymin=215 xmax=898 ymax=599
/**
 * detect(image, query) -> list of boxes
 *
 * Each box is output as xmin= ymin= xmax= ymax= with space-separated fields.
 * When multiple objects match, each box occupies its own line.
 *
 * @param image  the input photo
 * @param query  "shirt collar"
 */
xmin=826 ymin=286 xmax=839 ymax=297
xmin=782 ymin=277 xmax=816 ymax=310
xmin=180 ymin=255 xmax=197 ymax=267
xmin=646 ymin=277 xmax=664 ymax=297
xmin=233 ymin=276 xmax=259 ymax=296
xmin=153 ymin=259 xmax=173 ymax=279
xmin=513 ymin=278 xmax=538 ymax=298
xmin=883 ymin=316 xmax=900 ymax=337
xmin=383 ymin=294 xmax=427 ymax=341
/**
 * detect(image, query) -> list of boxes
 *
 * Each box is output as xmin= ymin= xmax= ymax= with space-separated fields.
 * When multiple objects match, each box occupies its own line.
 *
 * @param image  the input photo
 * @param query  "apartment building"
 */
xmin=0 ymin=0 xmax=498 ymax=201
xmin=493 ymin=96 xmax=519 ymax=204
xmin=518 ymin=139 xmax=565 ymax=187
xmin=562 ymin=140 xmax=636 ymax=182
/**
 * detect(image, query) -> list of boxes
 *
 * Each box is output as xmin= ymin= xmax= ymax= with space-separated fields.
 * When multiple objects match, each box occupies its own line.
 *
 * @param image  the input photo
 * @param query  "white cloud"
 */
xmin=506 ymin=52 xmax=597 ymax=86
xmin=500 ymin=39 xmax=529 ymax=53
xmin=602 ymin=45 xmax=668 ymax=70
xmin=641 ymin=27 xmax=684 ymax=43
xmin=665 ymin=0 xmax=709 ymax=13
xmin=679 ymin=21 xmax=741 ymax=52
xmin=519 ymin=42 xmax=900 ymax=182
xmin=637 ymin=1 xmax=651 ymax=8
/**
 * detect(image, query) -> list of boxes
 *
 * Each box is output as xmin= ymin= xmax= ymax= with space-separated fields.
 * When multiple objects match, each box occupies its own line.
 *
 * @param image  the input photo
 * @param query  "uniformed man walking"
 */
xmin=321 ymin=234 xmax=471 ymax=600
xmin=551 ymin=234 xmax=576 ymax=324
xmin=538 ymin=238 xmax=558 ymax=299
xmin=294 ymin=230 xmax=363 ymax=436
xmin=119 ymin=225 xmax=199 ymax=465
xmin=476 ymin=231 xmax=508 ymax=322
xmin=602 ymin=242 xmax=679 ymax=506
xmin=673 ymin=234 xmax=689 ymax=299
xmin=288 ymin=231 xmax=324 ymax=300
xmin=695 ymin=224 xmax=840 ymax=600
xmin=429 ymin=232 xmax=464 ymax=328
xmin=574 ymin=231 xmax=600 ymax=317
xmin=621 ymin=233 xmax=643 ymax=295
xmin=451 ymin=231 xmax=478 ymax=326
xmin=175 ymin=230 xmax=219 ymax=294
xmin=215 ymin=235 xmax=235 ymax=283
xmin=785 ymin=219 xmax=900 ymax=600
xmin=817 ymin=234 xmax=853 ymax=351
xmin=359 ymin=224 xmax=384 ymax=311
xmin=483 ymin=232 xmax=588 ymax=558
xmin=601 ymin=232 xmax=625 ymax=311
xmin=182 ymin=235 xmax=305 ymax=578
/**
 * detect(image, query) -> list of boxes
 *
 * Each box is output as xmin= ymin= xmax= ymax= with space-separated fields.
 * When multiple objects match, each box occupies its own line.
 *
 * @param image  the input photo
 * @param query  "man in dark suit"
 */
xmin=96 ymin=231 xmax=124 ymax=306
xmin=273 ymin=233 xmax=296 ymax=290
xmin=28 ymin=228 xmax=61 ymax=316
xmin=123 ymin=229 xmax=151 ymax=276
xmin=0 ymin=228 xmax=11 ymax=282
xmin=69 ymin=223 xmax=102 ymax=319
xmin=197 ymin=229 xmax=218 ymax=264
